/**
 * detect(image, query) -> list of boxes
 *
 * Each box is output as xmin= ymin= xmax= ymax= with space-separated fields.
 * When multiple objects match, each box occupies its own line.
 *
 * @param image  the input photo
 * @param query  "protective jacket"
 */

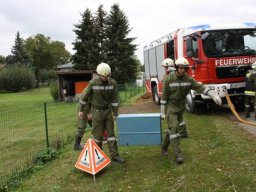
xmin=246 ymin=70 xmax=256 ymax=96
xmin=161 ymin=71 xmax=208 ymax=113
xmin=79 ymin=77 xmax=119 ymax=116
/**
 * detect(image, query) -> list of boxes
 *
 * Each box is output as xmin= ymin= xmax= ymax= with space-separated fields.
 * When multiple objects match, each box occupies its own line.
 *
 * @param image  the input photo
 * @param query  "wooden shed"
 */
xmin=56 ymin=63 xmax=97 ymax=101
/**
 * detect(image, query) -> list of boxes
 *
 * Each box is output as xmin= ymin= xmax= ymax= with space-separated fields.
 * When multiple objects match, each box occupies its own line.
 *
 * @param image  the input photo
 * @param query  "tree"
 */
xmin=49 ymin=41 xmax=70 ymax=66
xmin=0 ymin=55 xmax=6 ymax=64
xmin=94 ymin=5 xmax=108 ymax=63
xmin=6 ymin=55 xmax=15 ymax=65
xmin=11 ymin=32 xmax=30 ymax=65
xmin=25 ymin=34 xmax=70 ymax=87
xmin=25 ymin=34 xmax=51 ymax=87
xmin=72 ymin=9 xmax=99 ymax=70
xmin=0 ymin=64 xmax=34 ymax=92
xmin=105 ymin=4 xmax=138 ymax=83
xmin=140 ymin=64 xmax=145 ymax=72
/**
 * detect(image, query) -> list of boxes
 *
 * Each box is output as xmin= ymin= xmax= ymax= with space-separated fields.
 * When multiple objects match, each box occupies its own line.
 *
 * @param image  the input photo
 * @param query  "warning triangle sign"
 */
xmin=75 ymin=139 xmax=111 ymax=175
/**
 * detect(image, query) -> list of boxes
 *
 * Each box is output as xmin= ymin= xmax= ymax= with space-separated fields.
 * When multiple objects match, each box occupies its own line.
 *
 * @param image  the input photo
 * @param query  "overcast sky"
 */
xmin=0 ymin=0 xmax=256 ymax=63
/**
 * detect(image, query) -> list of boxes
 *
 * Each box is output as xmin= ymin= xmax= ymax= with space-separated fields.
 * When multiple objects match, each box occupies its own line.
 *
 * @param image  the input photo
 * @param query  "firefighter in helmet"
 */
xmin=74 ymin=96 xmax=91 ymax=150
xmin=78 ymin=62 xmax=125 ymax=163
xmin=244 ymin=62 xmax=256 ymax=119
xmin=163 ymin=58 xmax=188 ymax=138
xmin=160 ymin=57 xmax=222 ymax=164
xmin=162 ymin=58 xmax=175 ymax=79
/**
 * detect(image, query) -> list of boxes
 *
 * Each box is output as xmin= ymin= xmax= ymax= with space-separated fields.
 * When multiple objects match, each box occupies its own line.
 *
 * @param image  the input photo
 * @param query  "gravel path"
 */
xmin=120 ymin=94 xmax=256 ymax=137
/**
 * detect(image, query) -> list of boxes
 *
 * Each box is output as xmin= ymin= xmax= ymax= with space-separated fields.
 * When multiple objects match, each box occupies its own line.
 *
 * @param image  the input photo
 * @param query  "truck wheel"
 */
xmin=185 ymin=93 xmax=196 ymax=113
xmin=234 ymin=101 xmax=245 ymax=111
xmin=232 ymin=96 xmax=245 ymax=112
xmin=153 ymin=86 xmax=160 ymax=105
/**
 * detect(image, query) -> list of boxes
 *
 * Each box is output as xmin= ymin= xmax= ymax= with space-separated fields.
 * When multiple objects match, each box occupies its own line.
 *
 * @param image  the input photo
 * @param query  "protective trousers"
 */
xmin=178 ymin=115 xmax=187 ymax=138
xmin=254 ymin=94 xmax=256 ymax=119
xmin=162 ymin=112 xmax=183 ymax=156
xmin=244 ymin=95 xmax=251 ymax=118
xmin=76 ymin=108 xmax=88 ymax=138
xmin=92 ymin=108 xmax=118 ymax=159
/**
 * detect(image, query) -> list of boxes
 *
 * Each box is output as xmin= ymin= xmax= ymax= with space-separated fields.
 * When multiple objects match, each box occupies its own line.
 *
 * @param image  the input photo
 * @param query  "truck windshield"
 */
xmin=202 ymin=29 xmax=256 ymax=57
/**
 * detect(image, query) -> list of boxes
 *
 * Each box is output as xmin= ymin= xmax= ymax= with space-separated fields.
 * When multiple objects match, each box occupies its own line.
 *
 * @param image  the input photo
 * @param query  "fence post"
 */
xmin=44 ymin=102 xmax=50 ymax=149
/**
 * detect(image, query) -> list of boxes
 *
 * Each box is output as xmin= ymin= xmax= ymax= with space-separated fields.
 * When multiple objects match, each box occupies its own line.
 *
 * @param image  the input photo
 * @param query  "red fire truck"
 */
xmin=144 ymin=23 xmax=256 ymax=113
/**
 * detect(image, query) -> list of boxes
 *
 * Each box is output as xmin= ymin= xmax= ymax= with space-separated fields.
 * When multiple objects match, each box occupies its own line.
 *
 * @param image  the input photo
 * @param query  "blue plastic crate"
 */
xmin=117 ymin=113 xmax=162 ymax=146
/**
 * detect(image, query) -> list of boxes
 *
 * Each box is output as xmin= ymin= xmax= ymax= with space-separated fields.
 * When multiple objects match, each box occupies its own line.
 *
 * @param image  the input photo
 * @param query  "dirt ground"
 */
xmin=119 ymin=93 xmax=159 ymax=114
xmin=229 ymin=111 xmax=256 ymax=136
xmin=119 ymin=93 xmax=256 ymax=137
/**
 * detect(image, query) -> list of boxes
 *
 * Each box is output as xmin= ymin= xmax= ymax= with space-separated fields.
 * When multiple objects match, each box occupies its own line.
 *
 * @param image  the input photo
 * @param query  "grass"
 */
xmin=0 ymin=88 xmax=77 ymax=189
xmin=0 ymin=86 xmax=147 ymax=191
xmin=13 ymin=108 xmax=256 ymax=191
xmin=118 ymin=84 xmax=146 ymax=104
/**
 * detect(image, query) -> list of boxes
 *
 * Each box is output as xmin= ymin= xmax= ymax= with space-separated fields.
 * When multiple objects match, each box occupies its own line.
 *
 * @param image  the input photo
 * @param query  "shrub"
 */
xmin=39 ymin=69 xmax=57 ymax=85
xmin=0 ymin=64 xmax=35 ymax=92
xmin=50 ymin=82 xmax=59 ymax=101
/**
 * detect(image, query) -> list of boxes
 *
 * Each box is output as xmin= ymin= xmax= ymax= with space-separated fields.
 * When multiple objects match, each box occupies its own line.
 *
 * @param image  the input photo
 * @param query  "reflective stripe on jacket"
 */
xmin=79 ymin=77 xmax=119 ymax=116
xmin=161 ymin=71 xmax=206 ymax=113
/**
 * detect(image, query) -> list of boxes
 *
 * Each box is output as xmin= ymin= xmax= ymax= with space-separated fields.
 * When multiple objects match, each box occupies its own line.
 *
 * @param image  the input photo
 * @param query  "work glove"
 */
xmin=160 ymin=104 xmax=166 ymax=119
xmin=207 ymin=90 xmax=222 ymax=106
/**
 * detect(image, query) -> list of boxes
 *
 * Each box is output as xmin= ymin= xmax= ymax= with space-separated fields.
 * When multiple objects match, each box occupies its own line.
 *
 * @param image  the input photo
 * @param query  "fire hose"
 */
xmin=225 ymin=93 xmax=256 ymax=126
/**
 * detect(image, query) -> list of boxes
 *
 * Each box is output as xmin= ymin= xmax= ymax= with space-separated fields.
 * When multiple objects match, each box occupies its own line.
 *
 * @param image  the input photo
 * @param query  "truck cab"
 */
xmin=144 ymin=23 xmax=256 ymax=113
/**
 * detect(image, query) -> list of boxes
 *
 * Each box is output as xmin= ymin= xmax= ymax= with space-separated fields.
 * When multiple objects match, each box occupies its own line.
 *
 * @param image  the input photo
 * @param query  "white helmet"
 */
xmin=162 ymin=58 xmax=174 ymax=67
xmin=96 ymin=62 xmax=111 ymax=77
xmin=175 ymin=57 xmax=190 ymax=68
xmin=252 ymin=61 xmax=256 ymax=69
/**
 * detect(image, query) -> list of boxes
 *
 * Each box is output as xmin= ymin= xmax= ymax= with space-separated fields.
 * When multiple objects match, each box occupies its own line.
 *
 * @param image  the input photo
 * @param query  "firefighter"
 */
xmin=73 ymin=102 xmax=91 ymax=150
xmin=160 ymin=57 xmax=222 ymax=164
xmin=78 ymin=62 xmax=125 ymax=163
xmin=245 ymin=62 xmax=256 ymax=119
xmin=163 ymin=58 xmax=188 ymax=138
xmin=162 ymin=58 xmax=174 ymax=79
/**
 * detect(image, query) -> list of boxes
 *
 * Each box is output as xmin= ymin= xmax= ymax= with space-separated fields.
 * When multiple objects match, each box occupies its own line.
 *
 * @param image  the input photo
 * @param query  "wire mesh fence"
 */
xmin=118 ymin=83 xmax=146 ymax=104
xmin=0 ymin=103 xmax=44 ymax=189
xmin=0 ymin=102 xmax=77 ymax=189
xmin=0 ymin=84 xmax=146 ymax=189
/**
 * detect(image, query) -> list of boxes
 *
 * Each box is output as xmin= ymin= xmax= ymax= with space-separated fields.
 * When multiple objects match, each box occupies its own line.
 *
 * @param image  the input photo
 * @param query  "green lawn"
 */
xmin=118 ymin=84 xmax=146 ymax=104
xmin=0 ymin=88 xmax=78 ymax=189
xmin=13 ymin=108 xmax=256 ymax=191
xmin=0 ymin=86 xmax=146 ymax=191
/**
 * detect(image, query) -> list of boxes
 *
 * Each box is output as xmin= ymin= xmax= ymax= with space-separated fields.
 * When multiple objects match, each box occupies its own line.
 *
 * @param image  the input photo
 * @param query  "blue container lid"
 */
xmin=117 ymin=113 xmax=160 ymax=118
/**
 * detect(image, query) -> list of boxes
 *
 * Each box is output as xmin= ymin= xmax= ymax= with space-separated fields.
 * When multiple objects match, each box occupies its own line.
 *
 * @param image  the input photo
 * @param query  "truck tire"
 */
xmin=234 ymin=101 xmax=245 ymax=111
xmin=185 ymin=93 xmax=196 ymax=113
xmin=153 ymin=86 xmax=160 ymax=105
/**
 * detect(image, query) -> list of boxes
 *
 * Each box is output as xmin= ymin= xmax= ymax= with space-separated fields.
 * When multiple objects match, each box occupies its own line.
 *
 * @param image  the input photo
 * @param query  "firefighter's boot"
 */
xmin=73 ymin=136 xmax=84 ymax=150
xmin=112 ymin=156 xmax=125 ymax=163
xmin=97 ymin=142 xmax=103 ymax=150
xmin=179 ymin=122 xmax=188 ymax=138
xmin=254 ymin=105 xmax=256 ymax=120
xmin=161 ymin=132 xmax=170 ymax=155
xmin=161 ymin=146 xmax=168 ymax=155
xmin=180 ymin=127 xmax=188 ymax=138
xmin=245 ymin=106 xmax=250 ymax=118
xmin=175 ymin=153 xmax=184 ymax=164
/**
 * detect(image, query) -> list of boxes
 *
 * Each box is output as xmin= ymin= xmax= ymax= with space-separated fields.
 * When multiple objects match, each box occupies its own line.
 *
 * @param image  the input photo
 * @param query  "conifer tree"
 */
xmin=11 ymin=32 xmax=30 ymax=65
xmin=94 ymin=5 xmax=108 ymax=63
xmin=72 ymin=9 xmax=98 ymax=70
xmin=105 ymin=4 xmax=138 ymax=83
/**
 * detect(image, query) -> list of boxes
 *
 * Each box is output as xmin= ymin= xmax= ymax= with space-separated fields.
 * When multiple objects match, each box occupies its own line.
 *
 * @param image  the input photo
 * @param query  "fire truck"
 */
xmin=144 ymin=23 xmax=256 ymax=113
